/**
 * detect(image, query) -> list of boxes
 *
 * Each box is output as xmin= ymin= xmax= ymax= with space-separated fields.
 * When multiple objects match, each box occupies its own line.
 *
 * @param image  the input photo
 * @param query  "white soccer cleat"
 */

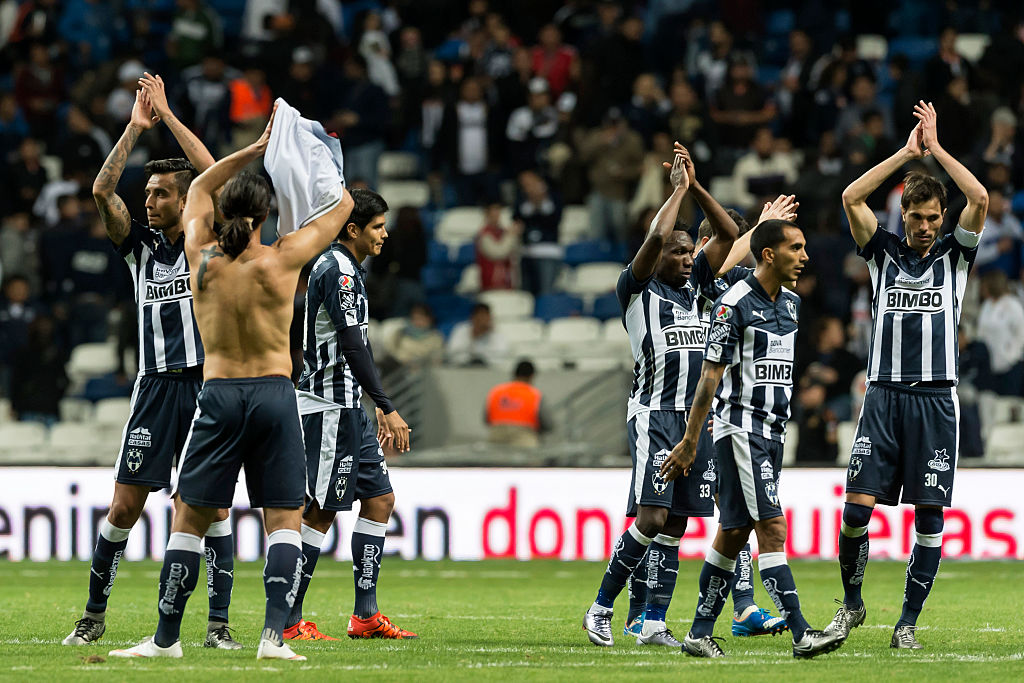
xmin=257 ymin=637 xmax=307 ymax=661
xmin=582 ymin=606 xmax=614 ymax=647
xmin=109 ymin=636 xmax=183 ymax=658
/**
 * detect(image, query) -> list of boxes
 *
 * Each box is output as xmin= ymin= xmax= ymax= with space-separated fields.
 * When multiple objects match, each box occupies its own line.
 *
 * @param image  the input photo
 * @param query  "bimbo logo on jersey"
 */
xmin=885 ymin=287 xmax=944 ymax=313
xmin=145 ymin=274 xmax=192 ymax=303
xmin=754 ymin=360 xmax=793 ymax=384
xmin=662 ymin=325 xmax=705 ymax=350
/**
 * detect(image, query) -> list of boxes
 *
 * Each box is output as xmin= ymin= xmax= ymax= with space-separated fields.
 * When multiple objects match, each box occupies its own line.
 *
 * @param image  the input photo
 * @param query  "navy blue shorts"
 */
xmin=115 ymin=369 xmax=202 ymax=489
xmin=302 ymin=407 xmax=393 ymax=512
xmin=715 ymin=430 xmax=785 ymax=529
xmin=846 ymin=382 xmax=959 ymax=507
xmin=177 ymin=376 xmax=306 ymax=509
xmin=626 ymin=410 xmax=716 ymax=518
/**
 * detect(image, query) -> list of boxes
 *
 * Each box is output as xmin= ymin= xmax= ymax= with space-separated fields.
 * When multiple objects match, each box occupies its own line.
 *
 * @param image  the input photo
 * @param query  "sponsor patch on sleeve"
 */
xmin=706 ymin=343 xmax=723 ymax=362
xmin=714 ymin=304 xmax=732 ymax=321
xmin=345 ymin=309 xmax=358 ymax=326
xmin=708 ymin=320 xmax=730 ymax=343
xmin=339 ymin=274 xmax=355 ymax=290
xmin=339 ymin=290 xmax=356 ymax=309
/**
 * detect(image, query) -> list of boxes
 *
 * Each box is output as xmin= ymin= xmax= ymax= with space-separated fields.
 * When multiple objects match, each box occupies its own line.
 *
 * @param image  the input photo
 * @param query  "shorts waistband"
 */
xmin=203 ymin=375 xmax=293 ymax=387
xmin=872 ymin=380 xmax=955 ymax=396
xmin=152 ymin=365 xmax=204 ymax=380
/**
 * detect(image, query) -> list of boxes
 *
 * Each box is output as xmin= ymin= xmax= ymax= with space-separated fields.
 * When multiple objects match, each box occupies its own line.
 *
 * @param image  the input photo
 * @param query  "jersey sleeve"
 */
xmin=855 ymin=223 xmax=892 ymax=265
xmin=704 ymin=299 xmax=742 ymax=365
xmin=615 ymin=264 xmax=652 ymax=313
xmin=113 ymin=221 xmax=152 ymax=261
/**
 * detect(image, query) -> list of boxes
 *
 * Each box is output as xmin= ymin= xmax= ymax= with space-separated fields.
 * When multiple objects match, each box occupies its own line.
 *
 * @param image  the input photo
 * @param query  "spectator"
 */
xmin=730 ymin=127 xmax=799 ymax=211
xmin=692 ymin=20 xmax=748 ymax=100
xmin=0 ymin=274 xmax=42 ymax=395
xmin=777 ymin=29 xmax=816 ymax=146
xmin=358 ymin=10 xmax=400 ymax=97
xmin=106 ymin=60 xmax=148 ymax=124
xmin=978 ymin=107 xmax=1020 ymax=184
xmin=585 ymin=14 xmax=645 ymax=125
xmin=623 ymin=73 xmax=671 ymax=146
xmin=933 ymin=75 xmax=974 ymax=159
xmin=59 ymin=105 xmax=109 ymax=181
xmin=228 ymin=66 xmax=272 ymax=148
xmin=0 ymin=213 xmax=40 ymax=294
xmin=957 ymin=327 xmax=990 ymax=459
xmin=793 ymin=130 xmax=844 ymax=231
xmin=531 ymin=23 xmax=577 ymax=97
xmin=513 ymin=169 xmax=562 ymax=297
xmin=505 ymin=77 xmax=559 ymax=174
xmin=975 ymin=187 xmax=1023 ymax=276
xmin=276 ymin=47 xmax=324 ymax=122
xmin=665 ymin=79 xmax=717 ymax=175
xmin=369 ymin=206 xmax=426 ymax=318
xmin=9 ymin=314 xmax=66 ymax=426
xmin=476 ymin=202 xmax=520 ymax=291
xmin=925 ymin=26 xmax=973 ymax=101
xmin=388 ymin=303 xmax=444 ymax=368
xmin=328 ymin=55 xmax=389 ymax=188
xmin=710 ymin=55 xmax=776 ymax=151
xmin=179 ymin=55 xmax=236 ymax=156
xmin=446 ymin=302 xmax=507 ymax=366
xmin=58 ymin=0 xmax=116 ymax=69
xmin=835 ymin=74 xmax=894 ymax=144
xmin=578 ymin=107 xmax=644 ymax=244
xmin=439 ymin=77 xmax=498 ymax=205
xmin=976 ymin=270 xmax=1024 ymax=396
xmin=793 ymin=380 xmax=838 ymax=464
xmin=8 ymin=137 xmax=47 ymax=216
xmin=0 ymin=91 xmax=30 ymax=162
xmin=167 ymin=0 xmax=224 ymax=71
xmin=796 ymin=315 xmax=863 ymax=422
xmin=484 ymin=359 xmax=552 ymax=447
xmin=14 ymin=42 xmax=64 ymax=141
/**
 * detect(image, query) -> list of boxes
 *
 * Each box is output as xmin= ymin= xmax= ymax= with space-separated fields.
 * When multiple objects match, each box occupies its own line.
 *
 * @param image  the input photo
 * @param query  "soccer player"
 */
xmin=583 ymin=145 xmax=739 ymax=648
xmin=63 ymin=77 xmax=241 ymax=650
xmin=826 ymin=102 xmax=988 ymax=649
xmin=110 ymin=105 xmax=355 ymax=661
xmin=283 ymin=188 xmax=416 ymax=641
xmin=662 ymin=219 xmax=845 ymax=659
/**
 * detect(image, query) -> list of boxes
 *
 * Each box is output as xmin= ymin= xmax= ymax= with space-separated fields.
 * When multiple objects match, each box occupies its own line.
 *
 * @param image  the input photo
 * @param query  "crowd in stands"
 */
xmin=3 ymin=0 xmax=1024 ymax=460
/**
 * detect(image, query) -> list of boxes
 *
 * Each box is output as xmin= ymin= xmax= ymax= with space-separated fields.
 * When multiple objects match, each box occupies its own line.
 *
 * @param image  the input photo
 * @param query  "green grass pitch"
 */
xmin=2 ymin=559 xmax=1022 ymax=681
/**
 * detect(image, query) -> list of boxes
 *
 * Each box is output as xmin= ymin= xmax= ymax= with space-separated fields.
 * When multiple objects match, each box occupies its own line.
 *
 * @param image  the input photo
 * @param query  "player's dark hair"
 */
xmin=901 ymin=172 xmax=947 ymax=212
xmin=750 ymin=219 xmax=799 ymax=262
xmin=339 ymin=188 xmax=389 ymax=241
xmin=698 ymin=208 xmax=749 ymax=241
xmin=217 ymin=171 xmax=270 ymax=258
xmin=143 ymin=158 xmax=198 ymax=198
xmin=672 ymin=219 xmax=691 ymax=233
xmin=514 ymin=360 xmax=535 ymax=379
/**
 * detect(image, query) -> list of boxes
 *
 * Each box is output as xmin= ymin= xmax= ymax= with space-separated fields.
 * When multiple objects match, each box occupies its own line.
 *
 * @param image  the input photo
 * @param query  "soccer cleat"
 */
xmin=792 ymin=629 xmax=846 ymax=658
xmin=636 ymin=627 xmax=683 ymax=647
xmin=283 ymin=620 xmax=339 ymax=641
xmin=256 ymin=637 xmax=307 ymax=661
xmin=347 ymin=612 xmax=418 ymax=639
xmin=623 ymin=616 xmax=644 ymax=638
xmin=682 ymin=632 xmax=726 ymax=658
xmin=63 ymin=616 xmax=106 ymax=645
xmin=109 ymin=636 xmax=183 ymax=658
xmin=824 ymin=599 xmax=867 ymax=638
xmin=205 ymin=624 xmax=243 ymax=649
xmin=582 ymin=607 xmax=614 ymax=647
xmin=890 ymin=625 xmax=923 ymax=650
xmin=732 ymin=607 xmax=790 ymax=637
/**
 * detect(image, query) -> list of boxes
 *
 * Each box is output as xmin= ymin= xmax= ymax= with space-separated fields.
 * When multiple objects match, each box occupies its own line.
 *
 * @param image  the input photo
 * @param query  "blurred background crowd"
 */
xmin=3 ymin=0 xmax=1024 ymax=464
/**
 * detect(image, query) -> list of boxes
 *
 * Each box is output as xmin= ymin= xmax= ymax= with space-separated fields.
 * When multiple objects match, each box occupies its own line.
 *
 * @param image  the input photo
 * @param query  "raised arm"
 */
xmin=683 ymin=143 xmax=739 ymax=274
xmin=139 ymin=72 xmax=215 ymax=173
xmin=914 ymin=100 xmax=989 ymax=233
xmin=93 ymin=90 xmax=158 ymax=246
xmin=661 ymin=361 xmax=726 ymax=481
xmin=842 ymin=123 xmax=929 ymax=248
xmin=630 ymin=149 xmax=689 ymax=281
xmin=715 ymin=194 xmax=799 ymax=275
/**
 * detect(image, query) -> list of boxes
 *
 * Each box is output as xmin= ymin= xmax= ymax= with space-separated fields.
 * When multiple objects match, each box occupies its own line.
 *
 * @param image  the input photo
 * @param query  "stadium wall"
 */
xmin=0 ymin=468 xmax=1020 ymax=562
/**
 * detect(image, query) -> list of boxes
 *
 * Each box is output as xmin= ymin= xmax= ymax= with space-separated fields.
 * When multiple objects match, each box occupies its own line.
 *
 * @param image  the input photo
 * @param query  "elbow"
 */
xmin=840 ymin=186 xmax=860 ymax=210
xmin=92 ymin=184 xmax=110 ymax=199
xmin=972 ymin=188 xmax=989 ymax=212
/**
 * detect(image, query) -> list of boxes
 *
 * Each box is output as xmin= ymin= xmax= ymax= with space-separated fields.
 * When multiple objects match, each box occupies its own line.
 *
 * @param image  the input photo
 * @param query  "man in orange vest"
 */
xmin=485 ymin=360 xmax=551 ymax=447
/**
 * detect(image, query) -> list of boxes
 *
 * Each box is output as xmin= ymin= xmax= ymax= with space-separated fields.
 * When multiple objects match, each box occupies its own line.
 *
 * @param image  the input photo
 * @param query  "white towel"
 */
xmin=264 ymin=97 xmax=346 ymax=236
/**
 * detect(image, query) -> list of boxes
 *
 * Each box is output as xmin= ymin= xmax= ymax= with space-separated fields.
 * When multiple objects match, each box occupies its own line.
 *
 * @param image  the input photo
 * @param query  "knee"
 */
xmin=634 ymin=506 xmax=668 ymax=538
xmin=841 ymin=502 xmax=874 ymax=533
xmin=107 ymin=498 xmax=144 ymax=528
xmin=214 ymin=508 xmax=230 ymax=523
xmin=914 ymin=507 xmax=944 ymax=536
xmin=756 ymin=517 xmax=787 ymax=551
xmin=361 ymin=492 xmax=395 ymax=522
xmin=302 ymin=501 xmax=336 ymax=534
xmin=660 ymin=515 xmax=688 ymax=539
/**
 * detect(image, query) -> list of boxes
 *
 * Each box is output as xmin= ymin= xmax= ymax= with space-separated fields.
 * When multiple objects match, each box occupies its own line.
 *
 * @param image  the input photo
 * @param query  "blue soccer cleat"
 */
xmin=624 ymin=615 xmax=644 ymax=638
xmin=731 ymin=607 xmax=789 ymax=637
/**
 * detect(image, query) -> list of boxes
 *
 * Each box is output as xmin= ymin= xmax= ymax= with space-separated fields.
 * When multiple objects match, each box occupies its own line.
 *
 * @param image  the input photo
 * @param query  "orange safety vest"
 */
xmin=229 ymin=79 xmax=272 ymax=123
xmin=486 ymin=381 xmax=542 ymax=430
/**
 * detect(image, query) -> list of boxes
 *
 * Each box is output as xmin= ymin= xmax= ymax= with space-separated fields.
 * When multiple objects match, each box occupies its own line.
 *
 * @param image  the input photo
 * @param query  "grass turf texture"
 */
xmin=2 ymin=559 xmax=1022 ymax=681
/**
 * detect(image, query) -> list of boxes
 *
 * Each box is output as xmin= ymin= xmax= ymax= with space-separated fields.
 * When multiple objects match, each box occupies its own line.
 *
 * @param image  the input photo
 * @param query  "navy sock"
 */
xmin=731 ymin=543 xmax=756 ymax=615
xmin=203 ymin=520 xmax=234 ymax=623
xmin=154 ymin=533 xmax=202 ymax=647
xmin=86 ymin=519 xmax=130 ymax=614
xmin=595 ymin=523 xmax=652 ymax=609
xmin=642 ymin=535 xmax=680 ymax=624
xmin=898 ymin=509 xmax=944 ymax=627
xmin=626 ymin=550 xmax=648 ymax=624
xmin=838 ymin=503 xmax=873 ymax=608
xmin=262 ymin=529 xmax=303 ymax=644
xmin=690 ymin=548 xmax=735 ymax=638
xmin=287 ymin=525 xmax=325 ymax=628
xmin=759 ymin=552 xmax=810 ymax=640
xmin=352 ymin=517 xmax=387 ymax=619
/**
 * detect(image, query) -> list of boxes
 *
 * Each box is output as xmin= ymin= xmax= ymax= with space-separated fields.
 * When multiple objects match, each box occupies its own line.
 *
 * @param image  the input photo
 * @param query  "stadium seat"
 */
xmin=59 ymin=398 xmax=94 ymax=423
xmin=378 ymin=180 xmax=430 ymax=208
xmin=534 ymin=293 xmax=583 ymax=321
xmin=564 ymin=240 xmax=626 ymax=266
xmin=68 ymin=342 xmax=118 ymax=382
xmin=856 ymin=34 xmax=888 ymax=61
xmin=572 ymin=356 xmax=625 ymax=372
xmin=377 ymin=151 xmax=420 ymax=180
xmin=427 ymin=294 xmax=477 ymax=324
xmin=888 ymin=36 xmax=937 ymax=66
xmin=558 ymin=205 xmax=593 ymax=244
xmin=986 ymin=424 xmax=1024 ymax=462
xmin=49 ymin=423 xmax=103 ymax=461
xmin=0 ymin=422 xmax=47 ymax=456
xmin=567 ymin=263 xmax=624 ymax=296
xmin=0 ymin=398 xmax=10 ymax=424
xmin=436 ymin=207 xmax=484 ymax=245
xmin=427 ymin=240 xmax=450 ymax=264
xmin=765 ymin=9 xmax=795 ymax=36
xmin=374 ymin=317 xmax=408 ymax=353
xmin=421 ymin=264 xmax=463 ymax=293
xmin=1011 ymin=190 xmax=1024 ymax=216
xmin=455 ymin=242 xmax=476 ymax=267
xmin=835 ymin=421 xmax=857 ymax=465
xmin=546 ymin=317 xmax=601 ymax=345
xmin=95 ymin=397 xmax=131 ymax=429
xmin=591 ymin=292 xmax=621 ymax=321
xmin=955 ymin=33 xmax=990 ymax=63
xmin=496 ymin=319 xmax=546 ymax=344
xmin=478 ymin=290 xmax=535 ymax=320
xmin=455 ymin=264 xmax=481 ymax=295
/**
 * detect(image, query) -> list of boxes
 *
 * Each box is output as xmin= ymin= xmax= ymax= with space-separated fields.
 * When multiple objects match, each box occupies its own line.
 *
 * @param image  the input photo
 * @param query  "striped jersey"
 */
xmin=696 ymin=258 xmax=751 ymax=327
xmin=705 ymin=273 xmax=800 ymax=443
xmin=115 ymin=221 xmax=203 ymax=375
xmin=298 ymin=243 xmax=371 ymax=408
xmin=616 ymin=252 xmax=718 ymax=419
xmin=859 ymin=225 xmax=980 ymax=383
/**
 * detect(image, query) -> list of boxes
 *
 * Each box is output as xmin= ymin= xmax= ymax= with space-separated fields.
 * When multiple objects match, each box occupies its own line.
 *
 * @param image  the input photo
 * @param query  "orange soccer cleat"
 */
xmin=346 ymin=612 xmax=419 ymax=639
xmin=282 ymin=620 xmax=339 ymax=641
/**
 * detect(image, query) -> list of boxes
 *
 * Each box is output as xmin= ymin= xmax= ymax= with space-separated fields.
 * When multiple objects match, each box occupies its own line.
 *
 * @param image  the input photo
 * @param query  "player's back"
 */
xmin=190 ymin=242 xmax=298 ymax=379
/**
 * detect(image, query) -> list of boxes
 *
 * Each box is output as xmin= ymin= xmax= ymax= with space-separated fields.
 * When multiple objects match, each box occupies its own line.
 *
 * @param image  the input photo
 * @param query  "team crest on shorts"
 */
xmin=848 ymin=454 xmax=863 ymax=480
xmin=650 ymin=449 xmax=670 ymax=495
xmin=703 ymin=457 xmax=717 ymax=481
xmin=764 ymin=480 xmax=779 ymax=507
xmin=126 ymin=449 xmax=143 ymax=473
xmin=927 ymin=449 xmax=951 ymax=472
xmin=335 ymin=476 xmax=348 ymax=501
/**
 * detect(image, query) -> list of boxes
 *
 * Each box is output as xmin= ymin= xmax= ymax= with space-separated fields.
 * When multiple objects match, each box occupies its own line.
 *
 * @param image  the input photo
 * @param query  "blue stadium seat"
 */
xmin=427 ymin=294 xmax=476 ymax=324
xmin=564 ymin=240 xmax=626 ymax=266
xmin=427 ymin=240 xmax=450 ymax=264
xmin=454 ymin=242 xmax=476 ymax=267
xmin=888 ymin=37 xmax=937 ymax=66
xmin=591 ymin=293 xmax=621 ymax=321
xmin=765 ymin=9 xmax=795 ymax=36
xmin=421 ymin=265 xmax=463 ymax=294
xmin=1012 ymin=190 xmax=1024 ymax=217
xmin=534 ymin=294 xmax=583 ymax=321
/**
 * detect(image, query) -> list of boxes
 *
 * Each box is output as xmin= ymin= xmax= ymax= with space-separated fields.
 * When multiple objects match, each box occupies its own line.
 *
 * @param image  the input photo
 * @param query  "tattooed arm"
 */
xmin=138 ymin=72 xmax=215 ymax=173
xmin=94 ymin=90 xmax=157 ymax=246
